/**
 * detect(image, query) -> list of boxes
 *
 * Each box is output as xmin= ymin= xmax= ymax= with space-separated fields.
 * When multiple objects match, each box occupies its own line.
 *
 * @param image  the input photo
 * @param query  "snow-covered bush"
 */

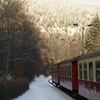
xmin=0 ymin=78 xmax=29 ymax=100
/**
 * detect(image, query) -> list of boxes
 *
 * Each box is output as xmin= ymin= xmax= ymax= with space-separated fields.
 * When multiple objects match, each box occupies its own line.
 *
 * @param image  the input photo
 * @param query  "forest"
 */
xmin=0 ymin=0 xmax=100 ymax=99
xmin=23 ymin=0 xmax=100 ymax=63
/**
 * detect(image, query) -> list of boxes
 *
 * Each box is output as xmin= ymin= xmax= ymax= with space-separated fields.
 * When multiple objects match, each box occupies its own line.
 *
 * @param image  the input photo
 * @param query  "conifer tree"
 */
xmin=84 ymin=15 xmax=100 ymax=53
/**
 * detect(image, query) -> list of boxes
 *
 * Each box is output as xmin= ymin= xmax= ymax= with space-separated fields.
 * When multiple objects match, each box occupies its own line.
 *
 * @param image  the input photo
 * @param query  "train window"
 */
xmin=63 ymin=66 xmax=65 ymax=76
xmin=62 ymin=67 xmax=64 ymax=76
xmin=64 ymin=66 xmax=66 ymax=77
xmin=96 ymin=61 xmax=100 ymax=82
xmin=67 ymin=66 xmax=68 ymax=77
xmin=69 ymin=65 xmax=71 ymax=77
xmin=65 ymin=66 xmax=66 ymax=76
xmin=61 ymin=67 xmax=63 ymax=76
xmin=53 ymin=68 xmax=54 ymax=74
xmin=55 ymin=68 xmax=56 ymax=74
xmin=62 ymin=67 xmax=63 ymax=76
xmin=84 ymin=63 xmax=87 ymax=80
xmin=79 ymin=63 xmax=82 ymax=79
xmin=63 ymin=67 xmax=64 ymax=76
xmin=60 ymin=68 xmax=61 ymax=76
xmin=64 ymin=66 xmax=65 ymax=76
xmin=65 ymin=66 xmax=67 ymax=77
xmin=89 ymin=62 xmax=93 ymax=81
xmin=52 ymin=68 xmax=53 ymax=74
xmin=60 ymin=67 xmax=61 ymax=76
xmin=56 ymin=67 xmax=57 ymax=74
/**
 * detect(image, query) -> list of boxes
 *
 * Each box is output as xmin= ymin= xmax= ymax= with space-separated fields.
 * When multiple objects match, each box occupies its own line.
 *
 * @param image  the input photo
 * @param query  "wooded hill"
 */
xmin=25 ymin=0 xmax=100 ymax=27
xmin=0 ymin=0 xmax=100 ymax=79
xmin=23 ymin=0 xmax=100 ymax=63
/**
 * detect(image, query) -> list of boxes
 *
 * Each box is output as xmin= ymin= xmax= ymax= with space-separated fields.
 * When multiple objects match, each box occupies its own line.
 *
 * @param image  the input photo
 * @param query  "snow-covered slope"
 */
xmin=13 ymin=75 xmax=74 ymax=100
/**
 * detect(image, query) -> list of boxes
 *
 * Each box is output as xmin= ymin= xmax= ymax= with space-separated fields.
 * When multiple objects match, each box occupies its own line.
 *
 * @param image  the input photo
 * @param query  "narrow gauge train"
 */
xmin=51 ymin=49 xmax=100 ymax=100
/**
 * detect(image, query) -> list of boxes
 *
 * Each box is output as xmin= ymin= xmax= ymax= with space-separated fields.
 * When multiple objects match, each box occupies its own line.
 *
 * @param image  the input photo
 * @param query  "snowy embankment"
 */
xmin=13 ymin=75 xmax=74 ymax=100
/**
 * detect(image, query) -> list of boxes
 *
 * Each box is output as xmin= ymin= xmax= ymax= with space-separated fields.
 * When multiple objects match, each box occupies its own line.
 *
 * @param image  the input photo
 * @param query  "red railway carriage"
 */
xmin=77 ymin=50 xmax=100 ymax=100
xmin=50 ymin=49 xmax=100 ymax=100
xmin=51 ymin=63 xmax=60 ymax=85
xmin=59 ymin=57 xmax=78 ymax=91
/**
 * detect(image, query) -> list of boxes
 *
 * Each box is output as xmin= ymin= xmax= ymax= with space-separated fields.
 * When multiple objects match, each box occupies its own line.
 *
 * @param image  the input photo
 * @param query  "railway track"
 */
xmin=48 ymin=79 xmax=88 ymax=100
xmin=48 ymin=79 xmax=75 ymax=98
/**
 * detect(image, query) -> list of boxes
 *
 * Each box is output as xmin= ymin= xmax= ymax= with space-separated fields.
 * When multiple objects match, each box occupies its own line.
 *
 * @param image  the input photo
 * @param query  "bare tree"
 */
xmin=0 ymin=0 xmax=43 ymax=79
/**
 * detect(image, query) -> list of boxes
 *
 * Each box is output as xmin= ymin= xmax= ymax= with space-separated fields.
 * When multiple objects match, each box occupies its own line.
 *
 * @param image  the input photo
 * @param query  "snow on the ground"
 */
xmin=13 ymin=75 xmax=74 ymax=100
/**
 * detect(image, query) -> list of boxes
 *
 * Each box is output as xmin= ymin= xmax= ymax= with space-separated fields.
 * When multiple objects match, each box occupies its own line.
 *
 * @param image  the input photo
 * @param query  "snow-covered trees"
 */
xmin=19 ymin=0 xmax=100 ymax=64
xmin=84 ymin=15 xmax=100 ymax=53
xmin=23 ymin=0 xmax=100 ymax=31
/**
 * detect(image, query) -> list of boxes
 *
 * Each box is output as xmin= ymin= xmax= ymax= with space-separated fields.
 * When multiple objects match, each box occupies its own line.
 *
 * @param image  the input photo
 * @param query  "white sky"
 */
xmin=13 ymin=76 xmax=74 ymax=100
xmin=80 ymin=0 xmax=100 ymax=4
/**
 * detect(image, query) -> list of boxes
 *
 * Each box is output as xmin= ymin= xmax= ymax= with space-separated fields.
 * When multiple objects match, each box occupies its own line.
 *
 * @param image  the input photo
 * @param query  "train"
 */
xmin=51 ymin=49 xmax=100 ymax=100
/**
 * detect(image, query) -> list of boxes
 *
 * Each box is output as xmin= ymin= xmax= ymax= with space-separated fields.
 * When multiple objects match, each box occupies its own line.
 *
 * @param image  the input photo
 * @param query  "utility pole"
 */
xmin=82 ymin=27 xmax=84 ymax=55
xmin=73 ymin=23 xmax=93 ymax=55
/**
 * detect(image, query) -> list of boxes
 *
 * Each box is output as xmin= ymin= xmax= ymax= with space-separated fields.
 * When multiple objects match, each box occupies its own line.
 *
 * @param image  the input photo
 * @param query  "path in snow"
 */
xmin=13 ymin=75 xmax=74 ymax=100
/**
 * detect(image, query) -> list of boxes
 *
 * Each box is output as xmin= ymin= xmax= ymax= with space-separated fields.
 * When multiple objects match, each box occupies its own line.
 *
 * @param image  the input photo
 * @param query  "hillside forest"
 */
xmin=23 ymin=0 xmax=100 ymax=63
xmin=0 ymin=0 xmax=100 ymax=80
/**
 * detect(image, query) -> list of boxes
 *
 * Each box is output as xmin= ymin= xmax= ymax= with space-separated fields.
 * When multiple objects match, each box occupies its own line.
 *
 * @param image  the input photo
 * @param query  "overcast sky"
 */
xmin=80 ymin=0 xmax=100 ymax=4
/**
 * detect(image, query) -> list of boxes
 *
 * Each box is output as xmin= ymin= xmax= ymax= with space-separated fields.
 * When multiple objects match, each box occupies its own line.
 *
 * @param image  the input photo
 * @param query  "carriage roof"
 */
xmin=52 ymin=50 xmax=100 ymax=66
xmin=59 ymin=57 xmax=79 ymax=65
xmin=77 ymin=49 xmax=100 ymax=60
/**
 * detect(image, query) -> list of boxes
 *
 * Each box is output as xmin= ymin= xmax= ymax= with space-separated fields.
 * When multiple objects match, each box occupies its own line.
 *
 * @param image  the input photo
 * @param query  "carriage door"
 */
xmin=72 ymin=62 xmax=77 ymax=90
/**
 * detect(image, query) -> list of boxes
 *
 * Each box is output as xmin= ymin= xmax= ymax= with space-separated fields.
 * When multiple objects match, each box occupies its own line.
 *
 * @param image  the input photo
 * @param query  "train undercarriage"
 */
xmin=48 ymin=79 xmax=88 ymax=100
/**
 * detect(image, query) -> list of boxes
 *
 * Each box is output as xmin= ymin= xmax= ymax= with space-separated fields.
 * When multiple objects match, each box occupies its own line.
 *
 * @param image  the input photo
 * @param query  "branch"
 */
xmin=0 ymin=0 xmax=12 ymax=22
